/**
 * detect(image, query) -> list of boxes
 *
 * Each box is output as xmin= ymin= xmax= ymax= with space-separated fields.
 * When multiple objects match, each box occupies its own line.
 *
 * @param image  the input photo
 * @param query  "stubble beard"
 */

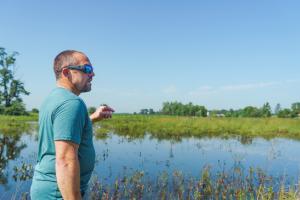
xmin=81 ymin=83 xmax=92 ymax=93
xmin=75 ymin=81 xmax=92 ymax=93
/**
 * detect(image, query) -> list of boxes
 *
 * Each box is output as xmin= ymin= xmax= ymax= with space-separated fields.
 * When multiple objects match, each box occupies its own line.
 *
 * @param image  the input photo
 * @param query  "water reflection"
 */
xmin=93 ymin=133 xmax=300 ymax=186
xmin=95 ymin=129 xmax=260 ymax=145
xmin=0 ymin=122 xmax=37 ymax=185
xmin=0 ymin=134 xmax=26 ymax=184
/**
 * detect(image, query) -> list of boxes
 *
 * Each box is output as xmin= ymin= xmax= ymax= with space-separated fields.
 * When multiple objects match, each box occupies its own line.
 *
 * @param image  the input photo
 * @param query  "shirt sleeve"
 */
xmin=53 ymin=99 xmax=86 ymax=144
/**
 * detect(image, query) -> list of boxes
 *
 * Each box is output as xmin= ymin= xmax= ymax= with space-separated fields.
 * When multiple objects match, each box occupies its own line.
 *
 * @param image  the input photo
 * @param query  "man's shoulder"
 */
xmin=40 ymin=88 xmax=86 ymax=114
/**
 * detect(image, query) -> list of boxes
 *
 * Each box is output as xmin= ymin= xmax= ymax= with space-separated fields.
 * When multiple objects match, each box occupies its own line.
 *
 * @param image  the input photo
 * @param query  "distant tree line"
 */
xmin=138 ymin=102 xmax=207 ymax=117
xmin=0 ymin=48 xmax=29 ymax=115
xmin=137 ymin=101 xmax=300 ymax=118
xmin=210 ymin=103 xmax=272 ymax=118
xmin=160 ymin=102 xmax=207 ymax=117
xmin=208 ymin=102 xmax=300 ymax=118
xmin=138 ymin=108 xmax=156 ymax=115
xmin=276 ymin=102 xmax=300 ymax=118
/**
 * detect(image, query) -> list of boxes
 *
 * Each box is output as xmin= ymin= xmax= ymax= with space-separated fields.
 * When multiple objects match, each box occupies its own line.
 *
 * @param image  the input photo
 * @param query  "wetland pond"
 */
xmin=1 ymin=123 xmax=300 ymax=199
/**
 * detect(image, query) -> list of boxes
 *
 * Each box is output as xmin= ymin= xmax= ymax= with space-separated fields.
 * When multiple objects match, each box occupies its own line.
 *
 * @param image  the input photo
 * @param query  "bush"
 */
xmin=31 ymin=108 xmax=39 ymax=113
xmin=277 ymin=109 xmax=297 ymax=118
xmin=4 ymin=101 xmax=28 ymax=116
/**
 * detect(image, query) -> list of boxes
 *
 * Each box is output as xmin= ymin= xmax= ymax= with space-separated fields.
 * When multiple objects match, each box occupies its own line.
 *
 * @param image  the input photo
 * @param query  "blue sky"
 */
xmin=1 ymin=0 xmax=299 ymax=113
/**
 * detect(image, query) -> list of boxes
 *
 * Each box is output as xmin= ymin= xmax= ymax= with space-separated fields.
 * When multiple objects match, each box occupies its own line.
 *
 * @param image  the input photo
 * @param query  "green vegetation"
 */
xmin=224 ymin=102 xmax=272 ymax=118
xmin=89 ymin=166 xmax=300 ymax=200
xmin=7 ymin=161 xmax=300 ymax=199
xmin=139 ymin=108 xmax=156 ymax=115
xmin=0 ymin=114 xmax=38 ymax=122
xmin=0 ymin=47 xmax=30 ymax=115
xmin=138 ymin=101 xmax=300 ymax=118
xmin=0 ymin=114 xmax=38 ymax=135
xmin=31 ymin=108 xmax=39 ymax=114
xmin=97 ymin=115 xmax=300 ymax=140
xmin=1 ymin=112 xmax=299 ymax=141
xmin=161 ymin=101 xmax=207 ymax=117
xmin=88 ymin=106 xmax=97 ymax=114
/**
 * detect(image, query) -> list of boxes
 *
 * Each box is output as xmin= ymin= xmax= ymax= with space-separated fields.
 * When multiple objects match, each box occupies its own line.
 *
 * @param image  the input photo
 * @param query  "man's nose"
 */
xmin=89 ymin=72 xmax=95 ymax=77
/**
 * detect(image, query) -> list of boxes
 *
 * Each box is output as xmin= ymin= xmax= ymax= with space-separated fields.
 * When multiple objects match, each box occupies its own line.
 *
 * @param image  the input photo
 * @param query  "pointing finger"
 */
xmin=102 ymin=106 xmax=115 ymax=112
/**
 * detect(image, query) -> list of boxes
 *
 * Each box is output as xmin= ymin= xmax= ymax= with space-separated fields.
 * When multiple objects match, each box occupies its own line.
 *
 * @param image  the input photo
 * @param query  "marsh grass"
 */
xmin=0 ymin=113 xmax=38 ymax=122
xmin=89 ymin=165 xmax=300 ymax=200
xmin=0 ymin=114 xmax=38 ymax=135
xmin=9 ymin=161 xmax=300 ymax=200
xmin=3 ymin=113 xmax=298 ymax=140
xmin=96 ymin=115 xmax=300 ymax=141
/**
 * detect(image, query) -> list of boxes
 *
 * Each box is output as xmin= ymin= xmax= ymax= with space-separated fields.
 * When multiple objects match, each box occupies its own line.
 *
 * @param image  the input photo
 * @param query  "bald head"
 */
xmin=53 ymin=50 xmax=90 ymax=80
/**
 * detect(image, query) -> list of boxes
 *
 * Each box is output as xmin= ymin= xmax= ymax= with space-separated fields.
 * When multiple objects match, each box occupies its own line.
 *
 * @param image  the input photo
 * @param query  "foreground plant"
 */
xmin=89 ymin=166 xmax=300 ymax=200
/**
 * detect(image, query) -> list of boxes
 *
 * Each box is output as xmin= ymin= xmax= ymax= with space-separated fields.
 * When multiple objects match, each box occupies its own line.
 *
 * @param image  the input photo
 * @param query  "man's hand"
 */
xmin=89 ymin=105 xmax=115 ymax=123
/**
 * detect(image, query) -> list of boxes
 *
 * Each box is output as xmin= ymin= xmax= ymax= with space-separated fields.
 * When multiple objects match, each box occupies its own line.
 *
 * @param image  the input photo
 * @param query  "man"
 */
xmin=30 ymin=50 xmax=114 ymax=199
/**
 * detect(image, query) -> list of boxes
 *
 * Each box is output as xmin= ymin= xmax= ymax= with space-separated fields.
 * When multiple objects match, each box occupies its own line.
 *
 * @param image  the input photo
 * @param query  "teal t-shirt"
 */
xmin=30 ymin=87 xmax=95 ymax=199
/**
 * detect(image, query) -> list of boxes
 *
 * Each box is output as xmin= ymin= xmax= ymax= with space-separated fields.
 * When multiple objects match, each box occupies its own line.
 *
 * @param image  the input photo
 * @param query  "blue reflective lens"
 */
xmin=67 ymin=65 xmax=93 ymax=74
xmin=83 ymin=65 xmax=93 ymax=74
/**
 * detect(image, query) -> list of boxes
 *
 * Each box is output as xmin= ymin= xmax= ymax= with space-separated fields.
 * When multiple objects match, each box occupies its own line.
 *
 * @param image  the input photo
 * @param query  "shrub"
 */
xmin=4 ymin=101 xmax=28 ymax=116
xmin=277 ymin=109 xmax=297 ymax=118
xmin=31 ymin=108 xmax=39 ymax=113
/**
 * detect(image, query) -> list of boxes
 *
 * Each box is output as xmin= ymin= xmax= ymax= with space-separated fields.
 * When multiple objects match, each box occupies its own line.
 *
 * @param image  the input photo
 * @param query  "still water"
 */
xmin=1 ymin=128 xmax=300 ymax=198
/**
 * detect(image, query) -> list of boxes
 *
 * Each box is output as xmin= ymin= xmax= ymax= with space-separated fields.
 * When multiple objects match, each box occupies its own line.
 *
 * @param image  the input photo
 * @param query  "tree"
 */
xmin=4 ymin=101 xmax=28 ymax=116
xmin=149 ymin=108 xmax=155 ymax=115
xmin=139 ymin=109 xmax=149 ymax=115
xmin=195 ymin=106 xmax=207 ymax=117
xmin=0 ymin=48 xmax=29 ymax=107
xmin=291 ymin=102 xmax=300 ymax=114
xmin=242 ymin=106 xmax=260 ymax=117
xmin=88 ymin=107 xmax=96 ymax=115
xmin=277 ymin=109 xmax=294 ymax=118
xmin=261 ymin=102 xmax=272 ymax=117
xmin=161 ymin=101 xmax=207 ymax=117
xmin=161 ymin=102 xmax=171 ymax=115
xmin=274 ymin=103 xmax=281 ymax=115
xmin=225 ymin=109 xmax=235 ymax=117
xmin=31 ymin=108 xmax=39 ymax=113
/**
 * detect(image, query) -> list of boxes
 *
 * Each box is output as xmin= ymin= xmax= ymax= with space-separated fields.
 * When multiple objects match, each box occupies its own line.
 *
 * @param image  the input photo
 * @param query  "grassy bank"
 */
xmin=1 ymin=114 xmax=300 ymax=140
xmin=0 ymin=113 xmax=38 ymax=122
xmin=96 ymin=115 xmax=300 ymax=140
xmin=0 ymin=114 xmax=38 ymax=135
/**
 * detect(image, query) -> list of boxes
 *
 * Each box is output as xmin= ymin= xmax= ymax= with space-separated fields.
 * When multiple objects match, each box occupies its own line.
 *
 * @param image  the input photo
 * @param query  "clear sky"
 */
xmin=1 ymin=0 xmax=299 ymax=113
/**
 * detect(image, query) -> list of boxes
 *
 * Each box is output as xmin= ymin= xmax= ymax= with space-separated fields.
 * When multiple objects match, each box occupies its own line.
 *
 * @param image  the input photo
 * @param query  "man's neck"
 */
xmin=56 ymin=81 xmax=80 ymax=96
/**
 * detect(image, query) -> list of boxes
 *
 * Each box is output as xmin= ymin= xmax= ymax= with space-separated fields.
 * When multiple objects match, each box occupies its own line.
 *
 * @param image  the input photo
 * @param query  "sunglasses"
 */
xmin=65 ymin=64 xmax=94 ymax=74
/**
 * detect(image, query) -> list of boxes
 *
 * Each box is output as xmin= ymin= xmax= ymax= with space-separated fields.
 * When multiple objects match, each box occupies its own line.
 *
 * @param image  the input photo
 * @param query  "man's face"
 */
xmin=68 ymin=53 xmax=95 ymax=93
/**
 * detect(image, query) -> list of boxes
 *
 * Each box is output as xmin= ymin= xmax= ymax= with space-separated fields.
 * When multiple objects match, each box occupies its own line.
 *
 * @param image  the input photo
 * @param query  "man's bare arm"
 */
xmin=90 ymin=105 xmax=115 ymax=123
xmin=55 ymin=140 xmax=81 ymax=200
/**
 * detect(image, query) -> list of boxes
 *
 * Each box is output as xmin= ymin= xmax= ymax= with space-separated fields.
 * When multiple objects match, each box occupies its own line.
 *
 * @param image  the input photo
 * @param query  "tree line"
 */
xmin=137 ymin=102 xmax=207 ymax=117
xmin=138 ymin=102 xmax=300 ymax=118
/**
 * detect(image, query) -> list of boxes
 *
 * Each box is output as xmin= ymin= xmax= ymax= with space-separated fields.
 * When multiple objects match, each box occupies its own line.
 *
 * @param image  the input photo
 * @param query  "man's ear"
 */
xmin=61 ymin=68 xmax=70 ymax=78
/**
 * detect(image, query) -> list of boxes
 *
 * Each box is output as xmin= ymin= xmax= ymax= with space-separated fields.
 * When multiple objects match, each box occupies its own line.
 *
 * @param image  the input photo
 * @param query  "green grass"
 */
xmin=0 ymin=113 xmax=38 ymax=121
xmin=96 ymin=115 xmax=300 ymax=140
xmin=0 ymin=114 xmax=38 ymax=135
xmin=1 ymin=113 xmax=299 ymax=140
